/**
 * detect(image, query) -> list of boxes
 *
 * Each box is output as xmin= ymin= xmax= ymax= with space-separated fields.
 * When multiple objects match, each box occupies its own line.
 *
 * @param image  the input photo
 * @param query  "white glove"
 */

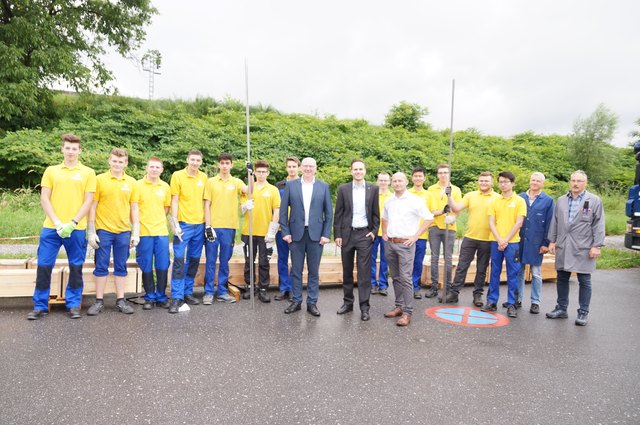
xmin=265 ymin=221 xmax=279 ymax=244
xmin=444 ymin=215 xmax=456 ymax=225
xmin=168 ymin=216 xmax=183 ymax=241
xmin=87 ymin=221 xmax=100 ymax=249
xmin=242 ymin=199 xmax=254 ymax=213
xmin=205 ymin=226 xmax=217 ymax=242
xmin=130 ymin=222 xmax=140 ymax=248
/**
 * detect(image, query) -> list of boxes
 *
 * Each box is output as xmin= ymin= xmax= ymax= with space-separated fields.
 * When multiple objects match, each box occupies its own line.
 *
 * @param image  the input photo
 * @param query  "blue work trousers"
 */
xmin=487 ymin=242 xmax=521 ymax=305
xmin=94 ymin=230 xmax=130 ymax=277
xmin=136 ymin=236 xmax=170 ymax=302
xmin=411 ymin=239 xmax=427 ymax=290
xmin=371 ymin=236 xmax=388 ymax=289
xmin=171 ymin=222 xmax=205 ymax=300
xmin=275 ymin=230 xmax=291 ymax=292
xmin=204 ymin=228 xmax=235 ymax=296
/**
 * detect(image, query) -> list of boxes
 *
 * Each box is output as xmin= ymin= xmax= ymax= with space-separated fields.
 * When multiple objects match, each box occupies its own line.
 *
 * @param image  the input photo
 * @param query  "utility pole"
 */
xmin=142 ymin=50 xmax=162 ymax=99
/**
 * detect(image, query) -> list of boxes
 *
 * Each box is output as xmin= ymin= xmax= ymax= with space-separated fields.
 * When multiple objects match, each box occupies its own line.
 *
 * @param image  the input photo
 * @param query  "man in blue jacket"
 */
xmin=515 ymin=172 xmax=554 ymax=314
xmin=279 ymin=157 xmax=333 ymax=317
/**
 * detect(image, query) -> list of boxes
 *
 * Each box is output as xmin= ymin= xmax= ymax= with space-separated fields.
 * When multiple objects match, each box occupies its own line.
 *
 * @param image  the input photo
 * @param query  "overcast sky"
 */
xmin=105 ymin=0 xmax=640 ymax=147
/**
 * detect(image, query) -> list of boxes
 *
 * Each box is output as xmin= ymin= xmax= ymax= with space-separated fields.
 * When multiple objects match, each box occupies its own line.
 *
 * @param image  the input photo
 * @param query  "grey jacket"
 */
xmin=548 ymin=190 xmax=605 ymax=273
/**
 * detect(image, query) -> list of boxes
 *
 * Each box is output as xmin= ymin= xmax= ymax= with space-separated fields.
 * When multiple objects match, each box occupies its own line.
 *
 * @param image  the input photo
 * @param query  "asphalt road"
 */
xmin=1 ymin=268 xmax=639 ymax=425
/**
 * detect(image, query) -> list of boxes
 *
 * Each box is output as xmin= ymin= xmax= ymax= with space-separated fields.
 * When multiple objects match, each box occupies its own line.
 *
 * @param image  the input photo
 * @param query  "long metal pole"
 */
xmin=443 ymin=79 xmax=455 ymax=304
xmin=245 ymin=58 xmax=254 ymax=310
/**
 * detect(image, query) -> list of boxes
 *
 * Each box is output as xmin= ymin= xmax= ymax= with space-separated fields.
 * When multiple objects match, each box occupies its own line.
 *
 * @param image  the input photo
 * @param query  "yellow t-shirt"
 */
xmin=377 ymin=191 xmax=393 ymax=236
xmin=241 ymin=182 xmax=281 ymax=236
xmin=204 ymin=175 xmax=246 ymax=229
xmin=427 ymin=183 xmax=462 ymax=231
xmin=488 ymin=193 xmax=527 ymax=242
xmin=169 ymin=168 xmax=208 ymax=224
xmin=41 ymin=162 xmax=96 ymax=230
xmin=408 ymin=187 xmax=431 ymax=240
xmin=132 ymin=177 xmax=171 ymax=237
xmin=462 ymin=190 xmax=501 ymax=241
xmin=94 ymin=171 xmax=137 ymax=233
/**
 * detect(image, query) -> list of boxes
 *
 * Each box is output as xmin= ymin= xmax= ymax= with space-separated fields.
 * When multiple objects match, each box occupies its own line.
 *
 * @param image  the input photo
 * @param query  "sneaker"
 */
xmin=480 ymin=302 xmax=497 ymax=312
xmin=371 ymin=285 xmax=380 ymax=295
xmin=258 ymin=290 xmax=271 ymax=303
xmin=157 ymin=300 xmax=171 ymax=309
xmin=274 ymin=291 xmax=290 ymax=301
xmin=424 ymin=287 xmax=438 ymax=298
xmin=378 ymin=288 xmax=388 ymax=296
xmin=217 ymin=293 xmax=236 ymax=303
xmin=202 ymin=294 xmax=214 ymax=305
xmin=438 ymin=292 xmax=459 ymax=304
xmin=116 ymin=299 xmax=134 ymax=314
xmin=87 ymin=301 xmax=104 ymax=316
xmin=142 ymin=301 xmax=154 ymax=310
xmin=242 ymin=290 xmax=252 ymax=300
xmin=546 ymin=307 xmax=568 ymax=319
xmin=502 ymin=301 xmax=522 ymax=309
xmin=184 ymin=294 xmax=200 ymax=305
xmin=168 ymin=300 xmax=180 ymax=314
xmin=507 ymin=305 xmax=517 ymax=318
xmin=27 ymin=309 xmax=48 ymax=320
xmin=413 ymin=291 xmax=422 ymax=299
xmin=68 ymin=307 xmax=81 ymax=319
xmin=473 ymin=293 xmax=484 ymax=307
xmin=575 ymin=310 xmax=589 ymax=326
xmin=530 ymin=304 xmax=540 ymax=314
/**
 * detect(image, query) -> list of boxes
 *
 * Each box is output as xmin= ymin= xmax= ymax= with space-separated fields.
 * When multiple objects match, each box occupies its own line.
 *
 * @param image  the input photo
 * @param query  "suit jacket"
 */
xmin=547 ymin=190 xmax=605 ymax=274
xmin=279 ymin=178 xmax=333 ymax=242
xmin=333 ymin=182 xmax=379 ymax=245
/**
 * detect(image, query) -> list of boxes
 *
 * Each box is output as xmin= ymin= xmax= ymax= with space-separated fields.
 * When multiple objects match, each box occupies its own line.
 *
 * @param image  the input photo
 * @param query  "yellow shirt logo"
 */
xmin=155 ymin=189 xmax=165 ymax=197
xmin=121 ymin=184 xmax=131 ymax=192
xmin=71 ymin=172 xmax=82 ymax=181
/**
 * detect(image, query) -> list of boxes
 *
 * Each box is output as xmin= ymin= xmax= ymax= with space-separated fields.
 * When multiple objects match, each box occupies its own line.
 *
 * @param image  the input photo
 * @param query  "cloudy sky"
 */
xmin=105 ymin=0 xmax=640 ymax=147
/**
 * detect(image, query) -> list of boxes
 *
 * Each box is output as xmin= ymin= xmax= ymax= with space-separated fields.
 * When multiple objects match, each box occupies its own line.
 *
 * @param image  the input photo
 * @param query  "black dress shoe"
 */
xmin=27 ymin=309 xmax=48 ymax=320
xmin=184 ymin=294 xmax=200 ymax=305
xmin=361 ymin=311 xmax=370 ymax=321
xmin=274 ymin=291 xmax=290 ymax=301
xmin=438 ymin=292 xmax=459 ymax=303
xmin=284 ymin=302 xmax=301 ymax=314
xmin=473 ymin=293 xmax=484 ymax=307
xmin=337 ymin=304 xmax=353 ymax=315
xmin=307 ymin=304 xmax=321 ymax=317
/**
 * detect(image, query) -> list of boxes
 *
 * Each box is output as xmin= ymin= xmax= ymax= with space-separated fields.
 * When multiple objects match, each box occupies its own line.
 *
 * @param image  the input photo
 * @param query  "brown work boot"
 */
xmin=384 ymin=306 xmax=403 ymax=318
xmin=396 ymin=313 xmax=412 ymax=326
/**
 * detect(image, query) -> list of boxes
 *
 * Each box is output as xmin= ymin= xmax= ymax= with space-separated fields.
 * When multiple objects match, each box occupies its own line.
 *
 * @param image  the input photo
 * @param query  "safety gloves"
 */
xmin=130 ymin=222 xmax=140 ymax=248
xmin=87 ymin=221 xmax=100 ymax=248
xmin=205 ymin=226 xmax=217 ymax=243
xmin=56 ymin=220 xmax=77 ymax=238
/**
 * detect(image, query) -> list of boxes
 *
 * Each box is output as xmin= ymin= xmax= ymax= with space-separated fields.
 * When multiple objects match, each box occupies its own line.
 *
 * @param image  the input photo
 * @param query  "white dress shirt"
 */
xmin=301 ymin=177 xmax=315 ymax=226
xmin=351 ymin=182 xmax=368 ymax=228
xmin=383 ymin=190 xmax=433 ymax=238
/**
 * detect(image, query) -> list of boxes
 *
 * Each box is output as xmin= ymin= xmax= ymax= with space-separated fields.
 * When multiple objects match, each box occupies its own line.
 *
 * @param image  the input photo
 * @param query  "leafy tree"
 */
xmin=384 ymin=101 xmax=429 ymax=132
xmin=630 ymin=117 xmax=640 ymax=142
xmin=0 ymin=0 xmax=156 ymax=131
xmin=568 ymin=103 xmax=618 ymax=188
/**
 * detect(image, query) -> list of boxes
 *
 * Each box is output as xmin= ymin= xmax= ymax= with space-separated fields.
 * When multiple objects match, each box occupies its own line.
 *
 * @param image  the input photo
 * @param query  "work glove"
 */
xmin=54 ymin=220 xmax=65 ymax=238
xmin=130 ymin=222 xmax=140 ymax=248
xmin=444 ymin=215 xmax=456 ymax=225
xmin=265 ymin=222 xmax=279 ymax=244
xmin=241 ymin=199 xmax=254 ymax=213
xmin=444 ymin=185 xmax=451 ymax=196
xmin=169 ymin=216 xmax=183 ymax=242
xmin=205 ymin=226 xmax=217 ymax=243
xmin=246 ymin=161 xmax=254 ymax=175
xmin=87 ymin=221 xmax=100 ymax=249
xmin=59 ymin=221 xmax=76 ymax=238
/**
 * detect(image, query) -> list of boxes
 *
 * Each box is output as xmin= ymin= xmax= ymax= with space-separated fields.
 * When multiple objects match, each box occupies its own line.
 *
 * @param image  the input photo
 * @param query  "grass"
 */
xmin=0 ymin=189 xmax=43 ymax=243
xmin=597 ymin=247 xmax=640 ymax=269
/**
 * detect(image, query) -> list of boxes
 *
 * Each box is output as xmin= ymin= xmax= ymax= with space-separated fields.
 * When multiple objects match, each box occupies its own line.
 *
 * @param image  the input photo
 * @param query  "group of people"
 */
xmin=27 ymin=134 xmax=606 ymax=327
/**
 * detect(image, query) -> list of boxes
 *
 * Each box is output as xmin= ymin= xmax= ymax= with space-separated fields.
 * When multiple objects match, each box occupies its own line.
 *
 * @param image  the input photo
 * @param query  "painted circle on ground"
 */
xmin=425 ymin=306 xmax=510 ymax=327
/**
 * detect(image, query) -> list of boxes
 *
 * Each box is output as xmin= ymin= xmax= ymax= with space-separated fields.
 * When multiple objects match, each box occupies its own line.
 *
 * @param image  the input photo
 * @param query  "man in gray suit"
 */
xmin=279 ymin=157 xmax=333 ymax=317
xmin=546 ymin=170 xmax=605 ymax=326
xmin=334 ymin=159 xmax=380 ymax=321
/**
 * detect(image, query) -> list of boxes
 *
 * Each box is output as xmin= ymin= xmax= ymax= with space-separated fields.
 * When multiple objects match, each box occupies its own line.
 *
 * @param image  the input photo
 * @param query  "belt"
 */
xmin=389 ymin=237 xmax=409 ymax=243
xmin=351 ymin=227 xmax=368 ymax=231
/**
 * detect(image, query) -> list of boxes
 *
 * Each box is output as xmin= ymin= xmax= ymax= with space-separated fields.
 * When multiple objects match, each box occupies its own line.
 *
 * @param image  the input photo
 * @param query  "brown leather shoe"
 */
xmin=396 ymin=313 xmax=412 ymax=326
xmin=384 ymin=307 xmax=403 ymax=318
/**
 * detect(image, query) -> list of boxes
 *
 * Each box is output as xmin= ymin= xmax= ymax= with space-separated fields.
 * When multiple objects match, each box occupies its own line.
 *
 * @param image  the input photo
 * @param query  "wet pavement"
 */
xmin=1 ymin=268 xmax=639 ymax=425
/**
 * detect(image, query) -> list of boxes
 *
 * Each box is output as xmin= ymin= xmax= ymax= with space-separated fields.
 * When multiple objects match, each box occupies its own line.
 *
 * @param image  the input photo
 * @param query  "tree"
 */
xmin=0 ymin=0 xmax=157 ymax=131
xmin=630 ymin=117 xmax=640 ymax=142
xmin=567 ymin=103 xmax=618 ymax=188
xmin=384 ymin=101 xmax=429 ymax=132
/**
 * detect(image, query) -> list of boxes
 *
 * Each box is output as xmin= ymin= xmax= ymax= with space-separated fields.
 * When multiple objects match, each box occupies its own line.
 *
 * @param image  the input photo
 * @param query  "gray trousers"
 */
xmin=386 ymin=241 xmax=416 ymax=315
xmin=450 ymin=237 xmax=491 ymax=295
xmin=429 ymin=227 xmax=456 ymax=287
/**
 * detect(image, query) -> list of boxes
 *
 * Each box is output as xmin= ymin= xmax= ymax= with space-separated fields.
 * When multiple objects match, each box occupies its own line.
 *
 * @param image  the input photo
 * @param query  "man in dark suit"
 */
xmin=334 ymin=159 xmax=380 ymax=321
xmin=279 ymin=157 xmax=333 ymax=317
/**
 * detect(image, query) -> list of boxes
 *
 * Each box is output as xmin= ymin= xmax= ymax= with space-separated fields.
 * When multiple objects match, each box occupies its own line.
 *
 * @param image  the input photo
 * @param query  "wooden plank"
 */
xmin=60 ymin=268 xmax=138 ymax=297
xmin=0 ymin=259 xmax=29 ymax=270
xmin=0 ymin=268 xmax=61 ymax=297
